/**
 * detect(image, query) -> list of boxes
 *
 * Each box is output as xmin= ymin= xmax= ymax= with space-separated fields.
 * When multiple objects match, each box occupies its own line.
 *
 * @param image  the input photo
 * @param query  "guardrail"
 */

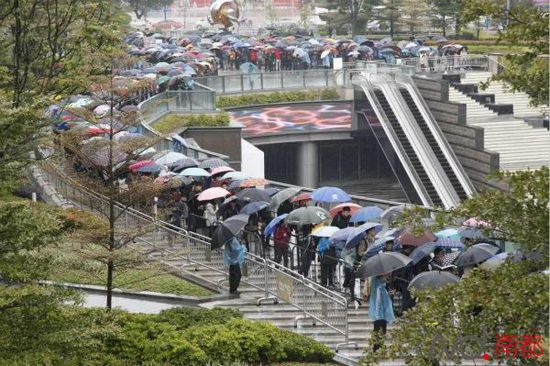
xmin=400 ymin=55 xmax=489 ymax=73
xmin=42 ymin=164 xmax=357 ymax=351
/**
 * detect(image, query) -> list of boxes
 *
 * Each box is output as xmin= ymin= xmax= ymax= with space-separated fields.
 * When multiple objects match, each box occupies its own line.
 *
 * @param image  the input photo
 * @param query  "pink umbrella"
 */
xmin=210 ymin=166 xmax=235 ymax=176
xmin=462 ymin=217 xmax=492 ymax=228
xmin=129 ymin=160 xmax=155 ymax=172
xmin=197 ymin=187 xmax=230 ymax=201
xmin=329 ymin=203 xmax=362 ymax=217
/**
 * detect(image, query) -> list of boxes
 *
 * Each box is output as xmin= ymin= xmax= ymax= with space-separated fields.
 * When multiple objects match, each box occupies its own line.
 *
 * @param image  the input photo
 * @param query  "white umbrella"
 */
xmin=155 ymin=152 xmax=187 ymax=166
xmin=320 ymin=49 xmax=331 ymax=59
xmin=479 ymin=252 xmax=509 ymax=271
xmin=311 ymin=226 xmax=341 ymax=238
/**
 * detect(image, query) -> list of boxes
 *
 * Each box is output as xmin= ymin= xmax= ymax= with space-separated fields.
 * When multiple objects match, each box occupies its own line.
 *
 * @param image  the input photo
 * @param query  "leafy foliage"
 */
xmin=152 ymin=112 xmax=231 ymax=133
xmin=462 ymin=0 xmax=549 ymax=106
xmin=362 ymin=168 xmax=549 ymax=365
xmin=217 ymin=89 xmax=341 ymax=108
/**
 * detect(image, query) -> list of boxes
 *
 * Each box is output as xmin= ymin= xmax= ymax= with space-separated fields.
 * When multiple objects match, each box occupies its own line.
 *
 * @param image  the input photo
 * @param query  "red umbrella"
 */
xmin=329 ymin=203 xmax=361 ymax=217
xmin=292 ymin=192 xmax=312 ymax=203
xmin=240 ymin=178 xmax=270 ymax=188
xmin=129 ymin=160 xmax=155 ymax=173
xmin=86 ymin=126 xmax=112 ymax=135
xmin=397 ymin=229 xmax=437 ymax=247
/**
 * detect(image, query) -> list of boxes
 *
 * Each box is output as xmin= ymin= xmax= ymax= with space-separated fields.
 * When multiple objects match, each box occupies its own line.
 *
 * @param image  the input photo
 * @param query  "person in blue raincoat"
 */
xmin=224 ymin=236 xmax=247 ymax=294
xmin=369 ymin=274 xmax=395 ymax=352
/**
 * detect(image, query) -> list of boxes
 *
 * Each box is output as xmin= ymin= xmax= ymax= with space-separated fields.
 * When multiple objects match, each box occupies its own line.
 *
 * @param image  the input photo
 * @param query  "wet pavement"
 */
xmin=82 ymin=291 xmax=188 ymax=314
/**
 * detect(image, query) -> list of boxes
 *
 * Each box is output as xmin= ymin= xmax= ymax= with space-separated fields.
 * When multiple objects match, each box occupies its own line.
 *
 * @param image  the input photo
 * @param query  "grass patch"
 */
xmin=152 ymin=112 xmax=230 ymax=134
xmin=46 ymin=240 xmax=213 ymax=297
xmin=217 ymin=89 xmax=341 ymax=109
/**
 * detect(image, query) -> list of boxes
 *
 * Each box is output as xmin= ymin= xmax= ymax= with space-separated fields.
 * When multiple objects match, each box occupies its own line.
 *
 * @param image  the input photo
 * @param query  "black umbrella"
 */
xmin=408 ymin=271 xmax=460 ymax=291
xmin=171 ymin=157 xmax=199 ymax=172
xmin=357 ymin=252 xmax=412 ymax=279
xmin=240 ymin=201 xmax=269 ymax=215
xmin=270 ymin=187 xmax=300 ymax=210
xmin=454 ymin=243 xmax=499 ymax=267
xmin=211 ymin=214 xmax=249 ymax=250
xmin=236 ymin=188 xmax=271 ymax=203
xmin=285 ymin=206 xmax=331 ymax=226
xmin=199 ymin=157 xmax=229 ymax=169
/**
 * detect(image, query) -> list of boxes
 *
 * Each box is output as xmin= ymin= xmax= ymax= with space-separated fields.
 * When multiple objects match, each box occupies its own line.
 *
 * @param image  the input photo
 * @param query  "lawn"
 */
xmin=45 ymin=240 xmax=213 ymax=297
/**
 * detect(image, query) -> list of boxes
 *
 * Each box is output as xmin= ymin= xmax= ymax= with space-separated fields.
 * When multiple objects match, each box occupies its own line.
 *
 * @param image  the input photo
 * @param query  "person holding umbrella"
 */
xmin=224 ymin=236 xmax=247 ymax=295
xmin=331 ymin=206 xmax=351 ymax=229
xmin=274 ymin=221 xmax=292 ymax=267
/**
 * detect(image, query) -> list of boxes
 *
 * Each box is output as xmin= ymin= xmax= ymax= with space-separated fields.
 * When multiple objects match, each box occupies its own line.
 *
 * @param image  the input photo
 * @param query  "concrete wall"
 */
xmin=181 ymin=127 xmax=242 ymax=170
xmin=241 ymin=139 xmax=264 ymax=178
xmin=413 ymin=76 xmax=500 ymax=191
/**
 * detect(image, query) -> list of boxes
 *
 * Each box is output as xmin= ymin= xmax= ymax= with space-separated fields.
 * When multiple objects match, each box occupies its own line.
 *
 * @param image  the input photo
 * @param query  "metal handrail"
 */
xmin=41 ymin=164 xmax=356 ymax=350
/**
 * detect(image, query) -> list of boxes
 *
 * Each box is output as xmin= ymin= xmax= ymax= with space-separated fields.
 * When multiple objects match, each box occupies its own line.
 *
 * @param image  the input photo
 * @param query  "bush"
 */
xmin=279 ymin=329 xmax=335 ymax=363
xmin=153 ymin=113 xmax=230 ymax=134
xmin=156 ymin=307 xmax=242 ymax=330
xmin=216 ymin=89 xmax=340 ymax=109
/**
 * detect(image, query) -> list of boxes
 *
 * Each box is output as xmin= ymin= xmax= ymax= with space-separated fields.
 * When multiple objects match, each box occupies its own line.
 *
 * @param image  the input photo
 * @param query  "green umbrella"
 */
xmin=156 ymin=75 xmax=171 ymax=86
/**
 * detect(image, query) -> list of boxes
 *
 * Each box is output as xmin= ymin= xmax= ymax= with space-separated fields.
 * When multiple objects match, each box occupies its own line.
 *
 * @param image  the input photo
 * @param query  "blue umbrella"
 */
xmin=228 ymin=179 xmax=244 ymax=191
xmin=311 ymin=186 xmax=351 ymax=203
xmin=350 ymin=206 xmax=383 ymax=224
xmin=263 ymin=187 xmax=280 ymax=197
xmin=240 ymin=201 xmax=269 ymax=215
xmin=409 ymin=239 xmax=465 ymax=264
xmin=345 ymin=222 xmax=383 ymax=249
xmin=435 ymin=228 xmax=461 ymax=239
xmin=457 ymin=226 xmax=484 ymax=239
xmin=363 ymin=236 xmax=398 ymax=259
xmin=330 ymin=227 xmax=355 ymax=243
xmin=264 ymin=214 xmax=288 ymax=236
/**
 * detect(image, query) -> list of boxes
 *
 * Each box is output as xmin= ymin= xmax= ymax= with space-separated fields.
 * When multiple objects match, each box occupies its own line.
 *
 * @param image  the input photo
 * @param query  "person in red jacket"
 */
xmin=274 ymin=222 xmax=291 ymax=267
xmin=274 ymin=49 xmax=282 ymax=71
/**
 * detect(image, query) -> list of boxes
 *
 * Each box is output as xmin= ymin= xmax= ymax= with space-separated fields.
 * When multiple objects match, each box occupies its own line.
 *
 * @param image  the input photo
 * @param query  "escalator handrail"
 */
xmin=352 ymin=74 xmax=434 ymax=207
xmin=377 ymin=79 xmax=459 ymax=208
xmin=396 ymin=74 xmax=476 ymax=197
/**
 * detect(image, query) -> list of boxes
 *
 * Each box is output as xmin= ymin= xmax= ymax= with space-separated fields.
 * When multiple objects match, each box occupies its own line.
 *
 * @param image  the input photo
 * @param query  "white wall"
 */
xmin=240 ymin=139 xmax=264 ymax=178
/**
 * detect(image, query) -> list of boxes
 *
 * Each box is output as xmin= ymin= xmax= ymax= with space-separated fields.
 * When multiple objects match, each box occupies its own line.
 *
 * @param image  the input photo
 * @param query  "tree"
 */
xmin=361 ymin=168 xmax=549 ymax=365
xmin=299 ymin=0 xmax=313 ymax=29
xmin=319 ymin=0 xmax=382 ymax=36
xmin=264 ymin=0 xmax=278 ymax=26
xmin=126 ymin=0 xmax=175 ymax=20
xmin=462 ymin=0 xmax=549 ymax=106
xmin=399 ymin=0 xmax=430 ymax=36
xmin=427 ymin=0 xmax=463 ymax=37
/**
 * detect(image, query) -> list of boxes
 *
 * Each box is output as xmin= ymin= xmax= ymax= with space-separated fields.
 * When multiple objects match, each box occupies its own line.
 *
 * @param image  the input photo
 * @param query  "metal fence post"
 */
xmin=280 ymin=72 xmax=283 ymax=88
xmin=260 ymin=73 xmax=264 ymax=90
xmin=303 ymin=71 xmax=306 ymax=88
xmin=240 ymin=74 xmax=244 ymax=92
xmin=222 ymin=75 xmax=226 ymax=93
xmin=325 ymin=70 xmax=329 ymax=87
xmin=256 ymin=258 xmax=278 ymax=306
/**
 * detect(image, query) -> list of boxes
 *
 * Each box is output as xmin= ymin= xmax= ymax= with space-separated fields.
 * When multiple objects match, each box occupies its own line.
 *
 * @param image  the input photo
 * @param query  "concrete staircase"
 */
xmin=448 ymin=75 xmax=550 ymax=172
xmin=461 ymin=71 xmax=549 ymax=118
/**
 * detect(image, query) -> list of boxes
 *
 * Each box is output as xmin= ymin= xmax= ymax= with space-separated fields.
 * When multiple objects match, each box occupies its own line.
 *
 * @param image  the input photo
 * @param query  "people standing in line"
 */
xmin=319 ymin=236 xmax=337 ymax=288
xmin=342 ymin=246 xmax=360 ymax=304
xmin=221 ymin=199 xmax=239 ymax=220
xmin=274 ymin=48 xmax=282 ymax=71
xmin=369 ymin=273 xmax=395 ymax=352
xmin=224 ymin=236 xmax=247 ymax=295
xmin=204 ymin=199 xmax=218 ymax=237
xmin=331 ymin=207 xmax=351 ymax=229
xmin=296 ymin=224 xmax=313 ymax=276
xmin=172 ymin=191 xmax=188 ymax=230
xmin=274 ymin=221 xmax=291 ymax=267
xmin=277 ymin=197 xmax=294 ymax=216
xmin=244 ymin=212 xmax=259 ymax=252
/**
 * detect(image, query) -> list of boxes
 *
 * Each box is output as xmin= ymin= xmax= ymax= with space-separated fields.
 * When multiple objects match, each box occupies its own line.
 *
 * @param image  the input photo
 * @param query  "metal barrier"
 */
xmin=41 ymin=164 xmax=357 ymax=350
xmin=400 ymin=55 xmax=489 ymax=73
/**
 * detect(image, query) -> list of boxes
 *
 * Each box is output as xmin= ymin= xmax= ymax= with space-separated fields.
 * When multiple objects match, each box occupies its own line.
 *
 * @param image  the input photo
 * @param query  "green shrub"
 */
xmin=279 ymin=329 xmax=335 ymax=363
xmin=216 ymin=89 xmax=340 ymax=108
xmin=153 ymin=113 xmax=230 ymax=134
xmin=156 ymin=307 xmax=242 ymax=330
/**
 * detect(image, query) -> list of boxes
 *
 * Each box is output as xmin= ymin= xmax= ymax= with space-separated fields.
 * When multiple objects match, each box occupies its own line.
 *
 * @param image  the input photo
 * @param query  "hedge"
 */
xmin=216 ymin=89 xmax=341 ymax=109
xmin=152 ymin=113 xmax=230 ymax=134
xmin=103 ymin=307 xmax=334 ymax=365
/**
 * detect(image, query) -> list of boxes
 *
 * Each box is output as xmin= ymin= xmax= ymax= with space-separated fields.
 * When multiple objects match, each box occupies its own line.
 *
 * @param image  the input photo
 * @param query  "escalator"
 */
xmin=373 ymin=89 xmax=444 ymax=207
xmin=399 ymin=88 xmax=469 ymax=201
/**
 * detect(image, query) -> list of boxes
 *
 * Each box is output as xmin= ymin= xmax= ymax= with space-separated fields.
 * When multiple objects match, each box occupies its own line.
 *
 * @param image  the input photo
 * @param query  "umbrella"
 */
xmin=129 ymin=160 xmax=155 ymax=172
xmin=286 ymin=206 xmax=331 ymax=226
xmin=380 ymin=205 xmax=406 ymax=222
xmin=435 ymin=228 xmax=461 ymax=239
xmin=330 ymin=227 xmax=356 ymax=243
xmin=397 ymin=229 xmax=437 ymax=247
xmin=320 ymin=49 xmax=331 ymax=59
xmin=329 ymin=203 xmax=361 ymax=217
xmin=363 ymin=236 xmax=398 ymax=259
xmin=264 ymin=214 xmax=288 ymax=236
xmin=441 ymin=251 xmax=461 ymax=267
xmin=179 ymin=167 xmax=210 ymax=177
xmin=357 ymin=252 xmax=412 ymax=279
xmin=239 ymin=62 xmax=259 ymax=73
xmin=93 ymin=104 xmax=111 ymax=116
xmin=457 ymin=226 xmax=484 ymax=239
xmin=311 ymin=186 xmax=351 ymax=203
xmin=454 ymin=243 xmax=500 ymax=267
xmin=197 ymin=187 xmax=230 ymax=201
xmin=349 ymin=206 xmax=383 ymax=223
xmin=240 ymin=201 xmax=269 ymax=215
xmin=113 ymin=131 xmax=143 ymax=142
xmin=228 ymin=179 xmax=244 ymax=191
xmin=408 ymin=271 xmax=460 ymax=291
xmin=345 ymin=222 xmax=383 ymax=249
xmin=271 ymin=187 xmax=301 ymax=209
xmin=462 ymin=218 xmax=492 ymax=228
xmin=171 ymin=157 xmax=199 ymax=171
xmin=221 ymin=171 xmax=249 ymax=180
xmin=155 ymin=152 xmax=188 ymax=166
xmin=240 ymin=178 xmax=270 ymax=188
xmin=291 ymin=192 xmax=311 ymax=203
xmin=236 ymin=188 xmax=271 ymax=203
xmin=311 ymin=226 xmax=340 ymax=238
xmin=210 ymin=166 xmax=235 ymax=176
xmin=199 ymin=158 xmax=229 ymax=169
xmin=479 ymin=252 xmax=509 ymax=271
xmin=136 ymin=163 xmax=162 ymax=174
xmin=408 ymin=240 xmax=464 ymax=265
xmin=263 ymin=187 xmax=280 ymax=197
xmin=211 ymin=214 xmax=249 ymax=250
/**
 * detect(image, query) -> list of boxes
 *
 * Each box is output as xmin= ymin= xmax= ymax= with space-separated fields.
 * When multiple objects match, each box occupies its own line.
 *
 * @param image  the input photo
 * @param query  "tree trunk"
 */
xmin=442 ymin=15 xmax=446 ymax=37
xmin=12 ymin=0 xmax=22 ymax=108
xmin=106 ymin=258 xmax=114 ymax=309
xmin=106 ymin=68 xmax=116 ymax=310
